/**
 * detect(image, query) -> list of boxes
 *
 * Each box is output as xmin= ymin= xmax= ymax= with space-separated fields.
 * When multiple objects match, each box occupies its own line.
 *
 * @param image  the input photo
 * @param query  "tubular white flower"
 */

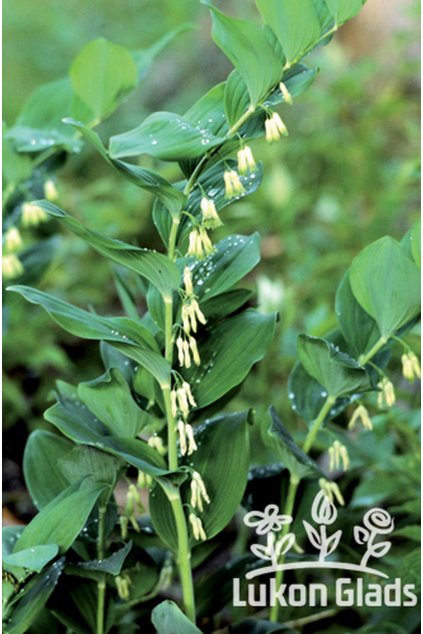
xmin=189 ymin=336 xmax=201 ymax=366
xmin=177 ymin=419 xmax=188 ymax=455
xmin=329 ymin=440 xmax=350 ymax=472
xmin=176 ymin=336 xmax=186 ymax=366
xmin=377 ymin=377 xmax=396 ymax=408
xmin=147 ymin=435 xmax=166 ymax=456
xmin=185 ymin=423 xmax=198 ymax=455
xmin=201 ymin=197 xmax=223 ymax=229
xmin=224 ymin=169 xmax=245 ymax=199
xmin=4 ymin=227 xmax=23 ymax=253
xmin=182 ymin=381 xmax=196 ymax=408
xmin=170 ymin=390 xmax=178 ymax=417
xmin=183 ymin=266 xmax=194 ymax=297
xmin=237 ymin=145 xmax=256 ymax=175
xmin=21 ymin=202 xmax=48 ymax=227
xmin=265 ymin=112 xmax=288 ymax=143
xmin=44 ymin=179 xmax=58 ymax=202
xmin=176 ymin=388 xmax=190 ymax=418
xmin=348 ymin=404 xmax=373 ymax=431
xmin=279 ymin=81 xmax=293 ymax=105
xmin=2 ymin=254 xmax=24 ymax=279
xmin=319 ymin=478 xmax=345 ymax=506
xmin=189 ymin=513 xmax=207 ymax=541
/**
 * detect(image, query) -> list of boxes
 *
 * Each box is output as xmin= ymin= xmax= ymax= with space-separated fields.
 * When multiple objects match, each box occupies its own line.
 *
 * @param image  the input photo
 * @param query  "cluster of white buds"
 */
xmin=279 ymin=81 xmax=293 ymax=105
xmin=189 ymin=512 xmax=207 ymax=541
xmin=319 ymin=478 xmax=345 ymax=506
xmin=224 ymin=169 xmax=245 ymax=199
xmin=401 ymin=351 xmax=421 ymax=383
xmin=171 ymin=382 xmax=197 ymax=418
xmin=237 ymin=145 xmax=256 ymax=175
xmin=4 ymin=227 xmax=23 ymax=253
xmin=2 ymin=254 xmax=24 ymax=279
xmin=190 ymin=471 xmax=210 ymax=512
xmin=177 ymin=419 xmax=197 ymax=456
xmin=265 ymin=112 xmax=288 ymax=142
xmin=181 ymin=299 xmax=207 ymax=335
xmin=328 ymin=440 xmax=350 ymax=472
xmin=348 ymin=404 xmax=373 ymax=431
xmin=120 ymin=483 xmax=144 ymax=537
xmin=377 ymin=377 xmax=396 ymax=409
xmin=21 ymin=202 xmax=48 ymax=227
xmin=200 ymin=197 xmax=223 ymax=230
xmin=187 ymin=226 xmax=214 ymax=259
xmin=147 ymin=434 xmax=166 ymax=456
xmin=176 ymin=335 xmax=201 ymax=368
xmin=44 ymin=179 xmax=59 ymax=202
xmin=137 ymin=470 xmax=153 ymax=489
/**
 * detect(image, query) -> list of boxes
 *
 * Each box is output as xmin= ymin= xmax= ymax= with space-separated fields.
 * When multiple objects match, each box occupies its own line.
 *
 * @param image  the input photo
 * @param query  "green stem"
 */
xmin=269 ymin=477 xmax=299 ymax=622
xmin=96 ymin=505 xmax=107 ymax=634
xmin=302 ymin=396 xmax=336 ymax=454
xmin=168 ymin=216 xmax=180 ymax=261
xmin=358 ymin=336 xmax=388 ymax=366
xmin=170 ymin=496 xmax=197 ymax=622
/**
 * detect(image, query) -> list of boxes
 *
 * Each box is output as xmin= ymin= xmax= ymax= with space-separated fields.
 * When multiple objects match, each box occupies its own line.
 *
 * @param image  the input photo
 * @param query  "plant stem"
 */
xmin=302 ymin=396 xmax=336 ymax=454
xmin=96 ymin=505 xmax=107 ymax=634
xmin=358 ymin=336 xmax=388 ymax=366
xmin=170 ymin=496 xmax=197 ymax=621
xmin=269 ymin=476 xmax=299 ymax=622
xmin=161 ymin=215 xmax=196 ymax=621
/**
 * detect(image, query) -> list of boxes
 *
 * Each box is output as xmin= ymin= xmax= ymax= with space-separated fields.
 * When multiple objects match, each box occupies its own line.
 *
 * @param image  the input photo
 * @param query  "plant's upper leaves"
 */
xmin=109 ymin=112 xmax=225 ymax=161
xmin=75 ymin=542 xmax=132 ymax=576
xmin=13 ymin=478 xmax=106 ymax=553
xmin=324 ymin=0 xmax=365 ymax=26
xmin=268 ymin=407 xmax=321 ymax=479
xmin=349 ymin=236 xmax=420 ymax=338
xmin=151 ymin=600 xmax=202 ymax=634
xmin=256 ymin=0 xmax=320 ymax=66
xmin=298 ymin=334 xmax=370 ymax=398
xmin=70 ymin=38 xmax=138 ymax=122
xmin=3 ymin=545 xmax=59 ymax=574
xmin=183 ymin=309 xmax=276 ymax=409
xmin=8 ymin=285 xmax=170 ymax=387
xmin=335 ymin=272 xmax=381 ymax=358
xmin=206 ymin=4 xmax=283 ymax=108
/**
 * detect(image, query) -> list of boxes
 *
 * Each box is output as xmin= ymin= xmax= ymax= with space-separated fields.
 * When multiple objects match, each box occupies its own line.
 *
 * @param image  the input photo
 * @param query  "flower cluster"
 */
xmin=318 ymin=478 xmax=345 ymax=506
xmin=265 ymin=112 xmax=288 ymax=142
xmin=401 ymin=351 xmax=421 ymax=382
xmin=328 ymin=440 xmax=350 ymax=472
xmin=377 ymin=377 xmax=396 ymax=408
xmin=348 ymin=404 xmax=373 ymax=431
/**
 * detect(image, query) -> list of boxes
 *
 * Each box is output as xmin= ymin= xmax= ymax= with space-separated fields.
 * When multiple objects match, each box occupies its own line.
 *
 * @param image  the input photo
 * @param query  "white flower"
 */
xmin=200 ymin=197 xmax=223 ymax=229
xmin=181 ymin=299 xmax=207 ymax=335
xmin=2 ymin=254 xmax=24 ymax=279
xmin=318 ymin=478 xmax=345 ymax=507
xmin=244 ymin=504 xmax=292 ymax=535
xmin=348 ymin=404 xmax=373 ymax=431
xmin=237 ymin=145 xmax=256 ymax=175
xmin=401 ymin=352 xmax=421 ymax=382
xmin=190 ymin=471 xmax=210 ymax=511
xmin=223 ymin=169 xmax=245 ymax=199
xmin=377 ymin=377 xmax=395 ymax=408
xmin=328 ymin=440 xmax=350 ymax=472
xmin=147 ymin=435 xmax=166 ymax=456
xmin=4 ymin=227 xmax=23 ymax=253
xmin=44 ymin=179 xmax=58 ymax=202
xmin=279 ymin=81 xmax=293 ymax=105
xmin=189 ymin=513 xmax=207 ymax=541
xmin=265 ymin=112 xmax=288 ymax=143
xmin=21 ymin=203 xmax=48 ymax=227
xmin=183 ymin=266 xmax=194 ymax=297
xmin=187 ymin=227 xmax=215 ymax=258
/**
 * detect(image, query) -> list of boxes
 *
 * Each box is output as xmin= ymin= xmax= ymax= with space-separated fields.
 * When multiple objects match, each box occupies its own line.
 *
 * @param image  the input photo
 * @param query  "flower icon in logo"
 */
xmin=354 ymin=507 xmax=394 ymax=568
xmin=311 ymin=490 xmax=338 ymax=526
xmin=244 ymin=504 xmax=293 ymax=535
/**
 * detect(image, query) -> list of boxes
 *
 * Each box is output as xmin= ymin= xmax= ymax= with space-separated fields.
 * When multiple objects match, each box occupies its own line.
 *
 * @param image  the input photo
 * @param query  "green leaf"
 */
xmin=288 ymin=362 xmax=327 ymax=422
xmin=256 ymin=0 xmax=321 ymax=65
xmin=335 ymin=272 xmax=381 ymax=358
xmin=109 ymin=111 xmax=224 ymax=161
xmin=13 ymin=478 xmax=106 ymax=553
xmin=133 ymin=24 xmax=194 ymax=77
xmin=3 ymin=545 xmax=59 ymax=573
xmin=188 ymin=233 xmax=261 ymax=301
xmin=151 ymin=600 xmax=202 ymax=634
xmin=150 ymin=411 xmax=250 ymax=549
xmin=29 ymin=200 xmax=181 ymax=298
xmin=57 ymin=446 xmax=122 ymax=487
xmin=410 ymin=221 xmax=421 ymax=268
xmin=8 ymin=285 xmax=170 ymax=387
xmin=268 ymin=407 xmax=321 ymax=480
xmin=349 ymin=236 xmax=421 ymax=338
xmin=324 ymin=0 xmax=365 ymax=26
xmin=75 ymin=542 xmax=132 ymax=576
xmin=23 ymin=430 xmax=75 ymax=510
xmin=201 ymin=288 xmax=253 ymax=320
xmin=65 ymin=118 xmax=186 ymax=215
xmin=77 ymin=369 xmax=150 ymax=437
xmin=207 ymin=5 xmax=283 ymax=106
xmin=5 ymin=559 xmax=65 ymax=634
xmin=184 ymin=309 xmax=276 ymax=408
xmin=70 ymin=38 xmax=137 ymax=122
xmin=298 ymin=334 xmax=370 ymax=398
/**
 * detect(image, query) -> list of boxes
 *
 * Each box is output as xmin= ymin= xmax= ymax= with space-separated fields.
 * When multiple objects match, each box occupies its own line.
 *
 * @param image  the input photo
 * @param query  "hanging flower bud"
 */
xmin=44 ymin=179 xmax=58 ymax=202
xmin=279 ymin=81 xmax=293 ymax=105
xmin=147 ymin=435 xmax=166 ymax=456
xmin=201 ymin=197 xmax=223 ymax=229
xmin=170 ymin=390 xmax=178 ymax=417
xmin=182 ymin=381 xmax=196 ymax=408
xmin=319 ymin=478 xmax=345 ymax=506
xmin=176 ymin=387 xmax=190 ymax=418
xmin=181 ymin=300 xmax=207 ymax=335
xmin=137 ymin=470 xmax=153 ymax=489
xmin=237 ymin=145 xmax=256 ymax=175
xmin=176 ymin=336 xmax=191 ymax=368
xmin=2 ymin=254 xmax=24 ymax=279
xmin=265 ymin=112 xmax=288 ymax=142
xmin=115 ymin=575 xmax=131 ymax=601
xmin=348 ymin=404 xmax=373 ymax=431
xmin=187 ymin=227 xmax=215 ymax=259
xmin=185 ymin=422 xmax=198 ymax=455
xmin=21 ymin=202 xmax=48 ymax=227
xmin=4 ymin=227 xmax=23 ymax=253
xmin=119 ymin=515 xmax=129 ymax=540
xmin=190 ymin=471 xmax=210 ymax=512
xmin=328 ymin=440 xmax=350 ymax=472
xmin=224 ymin=169 xmax=245 ymax=199
xmin=401 ymin=352 xmax=421 ymax=382
xmin=183 ymin=266 xmax=194 ymax=297
xmin=377 ymin=377 xmax=396 ymax=408
xmin=178 ymin=420 xmax=198 ymax=456
xmin=189 ymin=336 xmax=201 ymax=366
xmin=189 ymin=512 xmax=207 ymax=541
xmin=125 ymin=483 xmax=142 ymax=532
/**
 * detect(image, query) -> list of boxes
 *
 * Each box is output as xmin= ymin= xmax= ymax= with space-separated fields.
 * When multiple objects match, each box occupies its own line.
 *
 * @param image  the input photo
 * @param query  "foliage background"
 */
xmin=3 ymin=1 xmax=420 ymax=630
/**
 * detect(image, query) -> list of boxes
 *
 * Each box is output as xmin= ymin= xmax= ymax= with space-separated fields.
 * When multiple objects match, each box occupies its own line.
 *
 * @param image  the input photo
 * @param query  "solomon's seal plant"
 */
xmin=3 ymin=1 xmax=421 ymax=632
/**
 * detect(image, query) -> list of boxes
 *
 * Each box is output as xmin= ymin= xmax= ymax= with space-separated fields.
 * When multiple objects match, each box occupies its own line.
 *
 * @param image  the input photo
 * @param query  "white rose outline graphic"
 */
xmin=354 ymin=507 xmax=394 ymax=568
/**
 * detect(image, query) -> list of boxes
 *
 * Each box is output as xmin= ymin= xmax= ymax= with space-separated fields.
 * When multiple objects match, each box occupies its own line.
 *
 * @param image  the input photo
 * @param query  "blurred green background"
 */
xmin=4 ymin=0 xmax=420 ymax=521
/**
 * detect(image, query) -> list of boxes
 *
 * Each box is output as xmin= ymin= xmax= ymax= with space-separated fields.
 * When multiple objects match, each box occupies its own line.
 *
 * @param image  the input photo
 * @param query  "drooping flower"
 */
xmin=279 ymin=81 xmax=293 ymax=105
xmin=2 ymin=254 xmax=24 ymax=279
xmin=147 ymin=434 xmax=166 ymax=456
xmin=189 ymin=512 xmax=207 ymax=541
xmin=183 ymin=266 xmax=194 ymax=297
xmin=4 ymin=227 xmax=23 ymax=253
xmin=377 ymin=377 xmax=396 ymax=408
xmin=265 ymin=112 xmax=288 ymax=143
xmin=237 ymin=145 xmax=256 ymax=175
xmin=21 ymin=202 xmax=48 ymax=227
xmin=200 ymin=197 xmax=223 ymax=229
xmin=177 ymin=420 xmax=198 ymax=456
xmin=348 ymin=404 xmax=373 ymax=431
xmin=187 ymin=227 xmax=215 ymax=259
xmin=318 ymin=478 xmax=345 ymax=507
xmin=190 ymin=471 xmax=210 ymax=512
xmin=44 ymin=179 xmax=58 ymax=202
xmin=181 ymin=299 xmax=207 ymax=335
xmin=401 ymin=352 xmax=421 ymax=382
xmin=328 ymin=440 xmax=350 ymax=472
xmin=223 ymin=169 xmax=245 ymax=199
